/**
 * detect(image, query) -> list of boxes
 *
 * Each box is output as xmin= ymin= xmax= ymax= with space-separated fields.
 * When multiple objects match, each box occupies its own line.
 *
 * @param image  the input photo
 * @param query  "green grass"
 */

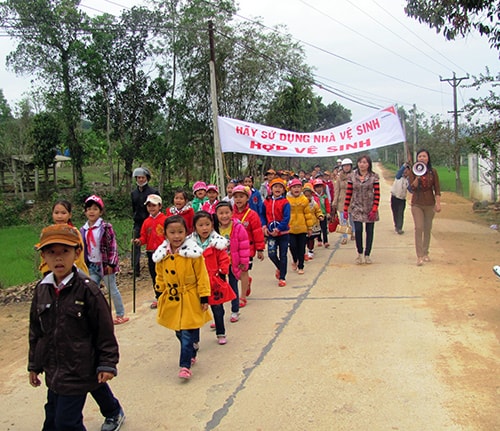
xmin=435 ymin=166 xmax=469 ymax=197
xmin=0 ymin=218 xmax=135 ymax=288
xmin=0 ymin=225 xmax=41 ymax=288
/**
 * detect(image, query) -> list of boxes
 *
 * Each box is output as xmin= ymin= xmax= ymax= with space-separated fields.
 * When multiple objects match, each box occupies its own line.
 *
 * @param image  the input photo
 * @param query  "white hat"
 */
xmin=145 ymin=194 xmax=162 ymax=205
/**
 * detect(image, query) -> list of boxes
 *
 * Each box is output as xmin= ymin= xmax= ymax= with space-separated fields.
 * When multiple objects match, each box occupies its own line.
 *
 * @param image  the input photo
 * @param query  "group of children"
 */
xmin=28 ymin=165 xmax=340 ymax=430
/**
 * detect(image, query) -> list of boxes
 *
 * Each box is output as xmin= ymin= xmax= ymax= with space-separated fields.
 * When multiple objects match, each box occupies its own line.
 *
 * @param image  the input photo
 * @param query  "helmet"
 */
xmin=133 ymin=167 xmax=151 ymax=180
xmin=312 ymin=178 xmax=324 ymax=186
xmin=269 ymin=178 xmax=287 ymax=189
xmin=288 ymin=178 xmax=302 ymax=188
xmin=341 ymin=158 xmax=353 ymax=166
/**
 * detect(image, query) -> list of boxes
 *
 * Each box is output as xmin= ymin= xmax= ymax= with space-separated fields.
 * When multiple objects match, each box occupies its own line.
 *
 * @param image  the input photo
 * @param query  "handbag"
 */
xmin=208 ymin=274 xmax=237 ymax=305
xmin=328 ymin=214 xmax=339 ymax=233
xmin=335 ymin=223 xmax=352 ymax=235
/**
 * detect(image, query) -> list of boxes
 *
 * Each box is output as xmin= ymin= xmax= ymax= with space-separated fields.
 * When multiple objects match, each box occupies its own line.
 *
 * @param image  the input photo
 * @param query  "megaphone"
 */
xmin=412 ymin=162 xmax=427 ymax=176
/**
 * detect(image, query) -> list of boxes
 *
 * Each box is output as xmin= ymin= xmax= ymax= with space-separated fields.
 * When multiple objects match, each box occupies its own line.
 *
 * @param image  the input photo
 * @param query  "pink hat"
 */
xmin=206 ymin=184 xmax=219 ymax=194
xmin=312 ymin=178 xmax=324 ymax=186
xmin=288 ymin=178 xmax=302 ymax=188
xmin=232 ymin=185 xmax=251 ymax=197
xmin=85 ymin=194 xmax=104 ymax=210
xmin=192 ymin=181 xmax=207 ymax=193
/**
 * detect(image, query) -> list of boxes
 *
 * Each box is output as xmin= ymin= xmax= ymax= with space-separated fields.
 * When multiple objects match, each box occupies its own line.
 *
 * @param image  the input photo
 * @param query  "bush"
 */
xmin=0 ymin=198 xmax=32 ymax=227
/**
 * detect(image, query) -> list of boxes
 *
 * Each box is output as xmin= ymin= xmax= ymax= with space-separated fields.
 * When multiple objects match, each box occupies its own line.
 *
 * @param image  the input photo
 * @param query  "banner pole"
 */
xmin=208 ymin=21 xmax=225 ymax=194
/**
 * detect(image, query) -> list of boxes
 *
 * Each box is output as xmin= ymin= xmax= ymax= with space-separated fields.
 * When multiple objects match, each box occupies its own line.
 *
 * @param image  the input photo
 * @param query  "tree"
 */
xmin=0 ymin=0 xmax=89 ymax=191
xmin=463 ymin=69 xmax=500 ymax=200
xmin=405 ymin=0 xmax=500 ymax=51
xmin=31 ymin=112 xmax=60 ymax=196
xmin=83 ymin=7 xmax=165 ymax=191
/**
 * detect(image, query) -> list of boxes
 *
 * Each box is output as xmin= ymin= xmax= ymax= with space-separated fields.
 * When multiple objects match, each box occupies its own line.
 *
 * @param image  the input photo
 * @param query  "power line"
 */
xmin=298 ymin=0 xmax=441 ymax=77
xmin=233 ymin=10 xmax=443 ymax=94
xmin=368 ymin=0 xmax=469 ymax=75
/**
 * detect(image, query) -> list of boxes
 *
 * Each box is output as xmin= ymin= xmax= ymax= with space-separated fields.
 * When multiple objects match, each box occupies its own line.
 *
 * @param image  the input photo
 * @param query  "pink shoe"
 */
xmin=210 ymin=322 xmax=216 ymax=329
xmin=178 ymin=367 xmax=192 ymax=379
xmin=217 ymin=336 xmax=227 ymax=345
xmin=191 ymin=357 xmax=197 ymax=366
xmin=278 ymin=279 xmax=286 ymax=287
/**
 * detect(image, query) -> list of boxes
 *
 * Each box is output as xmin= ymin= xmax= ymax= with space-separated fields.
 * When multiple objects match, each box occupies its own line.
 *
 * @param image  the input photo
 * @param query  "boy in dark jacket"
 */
xmin=29 ymin=224 xmax=123 ymax=431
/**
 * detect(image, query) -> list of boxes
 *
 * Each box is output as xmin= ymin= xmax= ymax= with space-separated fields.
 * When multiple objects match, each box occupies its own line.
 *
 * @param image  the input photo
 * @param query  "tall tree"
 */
xmin=0 ymin=0 xmax=89 ymax=190
xmin=405 ymin=0 xmax=500 ymax=51
xmin=463 ymin=69 xmax=500 ymax=201
xmin=83 ymin=7 xmax=165 ymax=190
xmin=31 ymin=111 xmax=60 ymax=195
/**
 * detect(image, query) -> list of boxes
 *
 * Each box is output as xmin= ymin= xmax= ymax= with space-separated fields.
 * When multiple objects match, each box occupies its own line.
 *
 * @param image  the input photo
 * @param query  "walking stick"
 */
xmin=132 ymin=230 xmax=136 ymax=313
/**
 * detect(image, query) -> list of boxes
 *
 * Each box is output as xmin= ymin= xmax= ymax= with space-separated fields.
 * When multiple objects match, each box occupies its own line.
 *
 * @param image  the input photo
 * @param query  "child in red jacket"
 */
xmin=165 ymin=189 xmax=195 ymax=234
xmin=232 ymin=185 xmax=265 ymax=307
xmin=190 ymin=211 xmax=232 ymax=344
xmin=133 ymin=194 xmax=167 ymax=308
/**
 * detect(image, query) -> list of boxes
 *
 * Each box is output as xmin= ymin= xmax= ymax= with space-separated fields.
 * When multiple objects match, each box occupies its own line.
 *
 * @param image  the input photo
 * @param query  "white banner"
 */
xmin=218 ymin=106 xmax=405 ymax=158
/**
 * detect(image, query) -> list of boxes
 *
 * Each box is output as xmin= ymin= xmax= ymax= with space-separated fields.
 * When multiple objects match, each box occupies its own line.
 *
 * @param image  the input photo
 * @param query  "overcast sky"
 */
xmin=0 ymin=0 xmax=497 ymax=122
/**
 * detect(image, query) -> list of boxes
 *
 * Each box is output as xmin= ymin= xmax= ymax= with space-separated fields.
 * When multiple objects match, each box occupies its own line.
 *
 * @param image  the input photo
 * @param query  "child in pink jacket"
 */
xmin=214 ymin=201 xmax=250 ymax=323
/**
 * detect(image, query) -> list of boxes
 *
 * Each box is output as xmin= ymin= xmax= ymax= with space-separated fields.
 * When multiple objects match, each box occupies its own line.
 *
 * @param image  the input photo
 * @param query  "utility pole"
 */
xmin=208 ymin=21 xmax=225 ymax=195
xmin=440 ymin=72 xmax=469 ymax=195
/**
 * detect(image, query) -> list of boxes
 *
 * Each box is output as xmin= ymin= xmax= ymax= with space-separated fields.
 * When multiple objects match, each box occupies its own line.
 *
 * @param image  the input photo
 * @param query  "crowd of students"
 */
xmin=28 ymin=154 xmax=388 ymax=430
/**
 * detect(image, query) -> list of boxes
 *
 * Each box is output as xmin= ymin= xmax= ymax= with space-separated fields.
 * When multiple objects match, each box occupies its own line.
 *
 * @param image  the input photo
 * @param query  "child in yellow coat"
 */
xmin=153 ymin=215 xmax=211 ymax=380
xmin=287 ymin=178 xmax=313 ymax=274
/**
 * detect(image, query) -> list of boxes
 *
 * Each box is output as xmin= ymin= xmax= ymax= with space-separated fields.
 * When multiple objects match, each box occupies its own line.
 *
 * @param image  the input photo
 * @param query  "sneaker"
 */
xmin=178 ymin=367 xmax=192 ymax=379
xmin=150 ymin=301 xmax=158 ymax=309
xmin=355 ymin=254 xmax=363 ymax=265
xmin=278 ymin=279 xmax=286 ymax=287
xmin=101 ymin=408 xmax=125 ymax=431
xmin=113 ymin=316 xmax=129 ymax=325
xmin=364 ymin=255 xmax=372 ymax=264
xmin=210 ymin=322 xmax=216 ymax=329
xmin=230 ymin=312 xmax=239 ymax=323
xmin=217 ymin=335 xmax=227 ymax=345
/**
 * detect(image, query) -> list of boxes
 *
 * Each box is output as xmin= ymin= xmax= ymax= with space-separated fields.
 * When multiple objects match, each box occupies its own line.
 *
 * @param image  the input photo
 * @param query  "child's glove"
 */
xmin=368 ymin=210 xmax=377 ymax=222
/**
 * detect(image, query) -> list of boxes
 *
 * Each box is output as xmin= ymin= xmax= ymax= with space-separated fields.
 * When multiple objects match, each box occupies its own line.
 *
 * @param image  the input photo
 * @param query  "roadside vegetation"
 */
xmin=0 ymin=1 xmax=497 ymax=287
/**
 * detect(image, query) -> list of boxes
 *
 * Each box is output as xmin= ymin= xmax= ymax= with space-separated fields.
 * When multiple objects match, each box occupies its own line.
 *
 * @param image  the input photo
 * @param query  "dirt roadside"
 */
xmin=0 ymin=168 xmax=499 ymax=430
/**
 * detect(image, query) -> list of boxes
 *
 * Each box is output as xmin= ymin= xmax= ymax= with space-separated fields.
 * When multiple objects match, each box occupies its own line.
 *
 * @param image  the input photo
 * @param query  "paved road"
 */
xmin=2 ymin=169 xmax=495 ymax=430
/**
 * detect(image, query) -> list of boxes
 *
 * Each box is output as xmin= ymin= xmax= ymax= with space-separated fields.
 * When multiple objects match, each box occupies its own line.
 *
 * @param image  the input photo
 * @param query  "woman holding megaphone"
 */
xmin=408 ymin=149 xmax=441 ymax=266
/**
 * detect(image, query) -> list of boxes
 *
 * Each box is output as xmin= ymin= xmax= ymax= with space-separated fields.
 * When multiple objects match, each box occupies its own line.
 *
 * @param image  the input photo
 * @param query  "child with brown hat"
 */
xmin=29 ymin=224 xmax=124 ymax=431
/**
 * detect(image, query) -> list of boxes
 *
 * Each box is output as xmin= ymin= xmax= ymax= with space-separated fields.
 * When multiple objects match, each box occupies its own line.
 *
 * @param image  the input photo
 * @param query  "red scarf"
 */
xmin=86 ymin=225 xmax=97 ymax=254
